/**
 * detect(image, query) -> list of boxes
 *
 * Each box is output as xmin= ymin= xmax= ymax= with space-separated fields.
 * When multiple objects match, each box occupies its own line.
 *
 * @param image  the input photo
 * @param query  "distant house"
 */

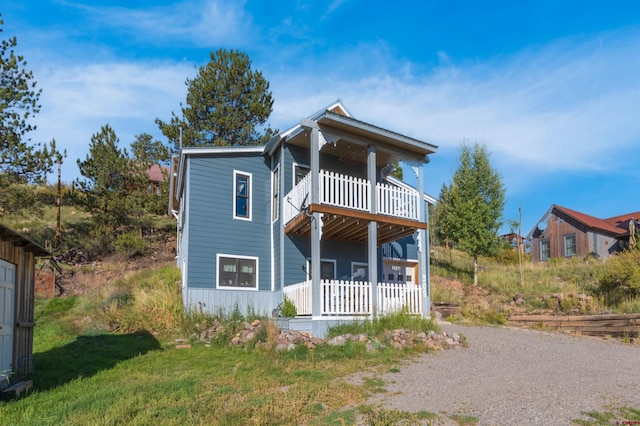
xmin=146 ymin=165 xmax=169 ymax=196
xmin=1 ymin=224 xmax=49 ymax=388
xmin=526 ymin=205 xmax=640 ymax=261
xmin=500 ymin=233 xmax=523 ymax=250
xmin=169 ymin=101 xmax=438 ymax=337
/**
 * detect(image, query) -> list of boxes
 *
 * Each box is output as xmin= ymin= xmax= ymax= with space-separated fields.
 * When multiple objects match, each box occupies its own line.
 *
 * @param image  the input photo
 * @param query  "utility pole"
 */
xmin=55 ymin=156 xmax=62 ymax=250
xmin=518 ymin=202 xmax=524 ymax=287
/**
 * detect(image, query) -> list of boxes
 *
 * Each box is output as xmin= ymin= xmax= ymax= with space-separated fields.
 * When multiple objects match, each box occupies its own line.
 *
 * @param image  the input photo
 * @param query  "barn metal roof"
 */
xmin=0 ymin=224 xmax=50 ymax=256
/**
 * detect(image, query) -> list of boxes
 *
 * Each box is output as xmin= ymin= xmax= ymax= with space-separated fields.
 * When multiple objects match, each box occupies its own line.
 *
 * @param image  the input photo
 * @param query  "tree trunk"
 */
xmin=473 ymin=255 xmax=478 ymax=286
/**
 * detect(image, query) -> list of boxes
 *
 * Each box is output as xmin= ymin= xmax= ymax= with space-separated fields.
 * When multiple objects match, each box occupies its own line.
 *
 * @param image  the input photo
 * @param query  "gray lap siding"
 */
xmin=186 ymin=154 xmax=272 ymax=291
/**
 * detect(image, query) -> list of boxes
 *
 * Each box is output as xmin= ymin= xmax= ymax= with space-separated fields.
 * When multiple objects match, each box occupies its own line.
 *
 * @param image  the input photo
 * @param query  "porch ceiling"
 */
xmin=284 ymin=204 xmax=426 ymax=245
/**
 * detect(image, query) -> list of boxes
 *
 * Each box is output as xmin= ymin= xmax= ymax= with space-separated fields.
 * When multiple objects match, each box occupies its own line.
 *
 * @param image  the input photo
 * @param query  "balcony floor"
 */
xmin=284 ymin=203 xmax=426 ymax=245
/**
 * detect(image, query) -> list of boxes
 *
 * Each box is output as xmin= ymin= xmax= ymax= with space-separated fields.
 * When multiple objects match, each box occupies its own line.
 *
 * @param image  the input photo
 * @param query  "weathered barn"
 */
xmin=526 ymin=205 xmax=639 ymax=261
xmin=0 ymin=224 xmax=49 ymax=388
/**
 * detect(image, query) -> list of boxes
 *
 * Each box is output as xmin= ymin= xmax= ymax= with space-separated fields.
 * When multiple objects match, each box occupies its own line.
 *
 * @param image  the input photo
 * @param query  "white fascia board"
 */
xmin=265 ymin=100 xmax=351 ymax=157
xmin=176 ymin=146 xmax=264 ymax=199
xmin=180 ymin=146 xmax=264 ymax=156
xmin=319 ymin=112 xmax=437 ymax=155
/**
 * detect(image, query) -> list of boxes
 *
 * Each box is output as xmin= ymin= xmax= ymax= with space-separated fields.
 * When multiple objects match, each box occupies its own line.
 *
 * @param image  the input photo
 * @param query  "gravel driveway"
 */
xmin=359 ymin=323 xmax=640 ymax=425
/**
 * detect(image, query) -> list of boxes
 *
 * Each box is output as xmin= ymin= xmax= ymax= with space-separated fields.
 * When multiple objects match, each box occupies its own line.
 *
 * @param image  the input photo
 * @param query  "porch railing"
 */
xmin=284 ymin=173 xmax=311 ymax=225
xmin=319 ymin=170 xmax=369 ymax=212
xmin=376 ymin=182 xmax=420 ymax=221
xmin=282 ymin=280 xmax=312 ymax=315
xmin=283 ymin=170 xmax=420 ymax=224
xmin=282 ymin=279 xmax=423 ymax=316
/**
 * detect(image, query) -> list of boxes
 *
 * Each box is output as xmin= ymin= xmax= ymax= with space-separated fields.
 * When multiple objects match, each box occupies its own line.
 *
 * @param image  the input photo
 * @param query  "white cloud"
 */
xmin=30 ymin=60 xmax=193 ymax=182
xmin=70 ymin=0 xmax=252 ymax=47
xmin=269 ymin=27 xmax=640 ymax=178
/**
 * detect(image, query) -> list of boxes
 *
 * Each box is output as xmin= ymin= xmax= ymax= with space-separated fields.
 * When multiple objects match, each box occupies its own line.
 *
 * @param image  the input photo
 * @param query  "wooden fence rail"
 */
xmin=508 ymin=313 xmax=640 ymax=337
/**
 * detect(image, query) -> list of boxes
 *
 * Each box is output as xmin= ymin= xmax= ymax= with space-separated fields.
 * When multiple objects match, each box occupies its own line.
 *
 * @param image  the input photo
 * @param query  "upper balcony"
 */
xmin=283 ymin=169 xmax=426 ymax=245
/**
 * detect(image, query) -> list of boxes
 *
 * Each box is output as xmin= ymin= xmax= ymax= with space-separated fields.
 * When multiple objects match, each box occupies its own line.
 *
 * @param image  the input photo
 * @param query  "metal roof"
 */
xmin=264 ymin=101 xmax=437 ymax=158
xmin=0 ymin=224 xmax=50 ymax=256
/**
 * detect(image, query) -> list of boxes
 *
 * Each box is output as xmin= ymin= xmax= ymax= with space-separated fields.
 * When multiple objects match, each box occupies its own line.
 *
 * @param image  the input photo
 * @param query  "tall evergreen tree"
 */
xmin=0 ymin=15 xmax=65 ymax=215
xmin=75 ymin=125 xmax=147 ymax=232
xmin=131 ymin=132 xmax=170 ymax=215
xmin=156 ymin=49 xmax=275 ymax=151
xmin=130 ymin=133 xmax=170 ymax=167
xmin=439 ymin=143 xmax=506 ymax=285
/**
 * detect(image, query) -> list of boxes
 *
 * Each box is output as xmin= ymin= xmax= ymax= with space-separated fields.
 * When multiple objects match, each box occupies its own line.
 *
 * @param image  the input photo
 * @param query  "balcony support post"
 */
xmin=410 ymin=159 xmax=430 ymax=318
xmin=301 ymin=119 xmax=322 ymax=318
xmin=367 ymin=145 xmax=378 ymax=315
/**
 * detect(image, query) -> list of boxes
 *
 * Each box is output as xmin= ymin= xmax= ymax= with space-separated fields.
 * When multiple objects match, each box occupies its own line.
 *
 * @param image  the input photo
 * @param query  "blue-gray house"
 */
xmin=169 ymin=101 xmax=438 ymax=337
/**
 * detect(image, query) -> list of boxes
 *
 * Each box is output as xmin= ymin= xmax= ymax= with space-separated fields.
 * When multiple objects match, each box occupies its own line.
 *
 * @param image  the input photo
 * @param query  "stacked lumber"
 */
xmin=508 ymin=313 xmax=640 ymax=337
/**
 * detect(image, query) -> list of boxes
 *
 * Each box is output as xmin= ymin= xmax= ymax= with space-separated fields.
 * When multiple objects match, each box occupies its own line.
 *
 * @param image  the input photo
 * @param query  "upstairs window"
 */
xmin=234 ymin=171 xmax=252 ymax=220
xmin=540 ymin=239 xmax=551 ymax=261
xmin=294 ymin=164 xmax=310 ymax=186
xmin=272 ymin=166 xmax=279 ymax=221
xmin=564 ymin=234 xmax=577 ymax=257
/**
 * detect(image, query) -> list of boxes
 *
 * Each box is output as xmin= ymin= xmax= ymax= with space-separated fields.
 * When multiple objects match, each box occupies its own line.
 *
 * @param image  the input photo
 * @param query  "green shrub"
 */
xmin=114 ymin=231 xmax=149 ymax=259
xmin=494 ymin=247 xmax=525 ymax=265
xmin=597 ymin=250 xmax=640 ymax=304
xmin=87 ymin=224 xmax=115 ymax=256
xmin=280 ymin=297 xmax=297 ymax=318
xmin=326 ymin=310 xmax=438 ymax=338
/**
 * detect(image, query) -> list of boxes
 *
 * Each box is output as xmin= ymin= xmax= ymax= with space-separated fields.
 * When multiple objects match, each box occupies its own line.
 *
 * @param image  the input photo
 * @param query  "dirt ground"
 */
xmin=350 ymin=323 xmax=640 ymax=425
xmin=54 ymin=235 xmax=177 ymax=296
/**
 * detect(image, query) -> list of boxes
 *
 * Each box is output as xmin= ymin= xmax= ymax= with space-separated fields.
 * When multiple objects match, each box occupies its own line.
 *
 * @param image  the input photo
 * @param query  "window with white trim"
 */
xmin=272 ymin=166 xmax=279 ymax=221
xmin=307 ymin=259 xmax=336 ymax=280
xmin=233 ymin=171 xmax=252 ymax=220
xmin=217 ymin=254 xmax=258 ymax=289
xmin=540 ymin=239 xmax=551 ymax=261
xmin=564 ymin=234 xmax=577 ymax=257
xmin=293 ymin=164 xmax=310 ymax=186
xmin=351 ymin=262 xmax=368 ymax=281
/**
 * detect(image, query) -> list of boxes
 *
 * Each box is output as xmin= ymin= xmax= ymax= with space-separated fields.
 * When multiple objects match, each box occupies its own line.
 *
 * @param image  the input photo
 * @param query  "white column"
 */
xmin=301 ymin=119 xmax=322 ymax=318
xmin=367 ymin=145 xmax=378 ymax=315
xmin=411 ymin=159 xmax=430 ymax=318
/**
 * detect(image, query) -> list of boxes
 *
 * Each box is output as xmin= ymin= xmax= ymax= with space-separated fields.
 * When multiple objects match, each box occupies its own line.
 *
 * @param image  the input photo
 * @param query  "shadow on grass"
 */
xmin=32 ymin=331 xmax=162 ymax=392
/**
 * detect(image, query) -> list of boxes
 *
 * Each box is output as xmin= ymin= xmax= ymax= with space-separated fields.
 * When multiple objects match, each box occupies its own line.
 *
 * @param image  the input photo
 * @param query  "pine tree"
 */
xmin=75 ymin=125 xmax=147 ymax=237
xmin=156 ymin=49 xmax=275 ymax=151
xmin=0 ymin=15 xmax=59 ymax=186
xmin=131 ymin=132 xmax=170 ymax=215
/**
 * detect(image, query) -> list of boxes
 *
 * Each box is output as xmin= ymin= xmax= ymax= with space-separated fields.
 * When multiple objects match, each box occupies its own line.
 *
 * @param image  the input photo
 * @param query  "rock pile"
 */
xmin=191 ymin=319 xmax=464 ymax=352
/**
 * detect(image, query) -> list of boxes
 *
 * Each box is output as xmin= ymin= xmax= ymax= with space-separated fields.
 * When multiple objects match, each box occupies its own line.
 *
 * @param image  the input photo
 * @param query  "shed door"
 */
xmin=0 ymin=259 xmax=16 ymax=374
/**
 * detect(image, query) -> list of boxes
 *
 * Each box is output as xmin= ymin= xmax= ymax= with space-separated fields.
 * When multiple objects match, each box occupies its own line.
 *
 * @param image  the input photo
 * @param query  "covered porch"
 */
xmin=267 ymin=107 xmax=436 ymax=322
xmin=283 ymin=279 xmax=423 ymax=316
xmin=284 ymin=169 xmax=427 ymax=245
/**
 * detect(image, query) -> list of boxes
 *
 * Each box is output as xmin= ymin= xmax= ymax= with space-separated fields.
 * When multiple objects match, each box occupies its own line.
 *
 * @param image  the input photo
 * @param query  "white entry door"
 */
xmin=0 ymin=259 xmax=16 ymax=375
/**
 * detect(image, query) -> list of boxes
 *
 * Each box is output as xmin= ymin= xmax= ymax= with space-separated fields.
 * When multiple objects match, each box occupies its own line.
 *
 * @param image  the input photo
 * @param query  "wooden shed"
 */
xmin=0 ymin=224 xmax=49 ymax=387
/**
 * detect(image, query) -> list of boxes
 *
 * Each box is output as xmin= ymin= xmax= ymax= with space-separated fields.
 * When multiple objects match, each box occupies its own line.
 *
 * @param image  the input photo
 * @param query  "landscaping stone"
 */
xmin=191 ymin=319 xmax=464 ymax=352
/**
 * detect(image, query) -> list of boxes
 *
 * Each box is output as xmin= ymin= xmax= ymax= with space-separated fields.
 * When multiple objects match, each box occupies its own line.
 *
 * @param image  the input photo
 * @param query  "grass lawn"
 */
xmin=0 ymin=272 xmax=446 ymax=425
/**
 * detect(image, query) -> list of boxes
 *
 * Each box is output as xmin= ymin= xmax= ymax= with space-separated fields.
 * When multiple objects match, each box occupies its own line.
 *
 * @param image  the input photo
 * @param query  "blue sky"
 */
xmin=3 ymin=1 xmax=640 ymax=234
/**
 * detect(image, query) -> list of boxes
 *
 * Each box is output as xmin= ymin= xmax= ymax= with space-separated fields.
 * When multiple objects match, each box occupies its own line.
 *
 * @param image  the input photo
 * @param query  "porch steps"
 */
xmin=1 ymin=380 xmax=33 ymax=398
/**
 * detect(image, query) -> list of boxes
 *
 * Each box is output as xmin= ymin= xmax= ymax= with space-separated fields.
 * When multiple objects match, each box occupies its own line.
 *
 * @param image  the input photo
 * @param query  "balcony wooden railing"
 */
xmin=282 ymin=279 xmax=423 ymax=316
xmin=283 ymin=170 xmax=420 ymax=224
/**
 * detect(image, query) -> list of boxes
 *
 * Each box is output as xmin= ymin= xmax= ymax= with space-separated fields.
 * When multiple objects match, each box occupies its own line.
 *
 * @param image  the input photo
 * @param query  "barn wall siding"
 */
xmin=0 ymin=236 xmax=44 ymax=377
xmin=530 ymin=208 xmax=622 ymax=261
